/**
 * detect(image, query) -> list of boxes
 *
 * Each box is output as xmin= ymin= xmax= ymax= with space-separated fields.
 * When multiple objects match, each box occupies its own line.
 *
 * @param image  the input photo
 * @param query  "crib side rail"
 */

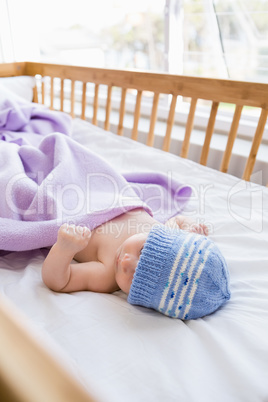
xmin=24 ymin=62 xmax=268 ymax=107
xmin=0 ymin=295 xmax=95 ymax=402
xmin=1 ymin=61 xmax=267 ymax=182
xmin=0 ymin=62 xmax=26 ymax=77
xmin=24 ymin=62 xmax=268 ymax=183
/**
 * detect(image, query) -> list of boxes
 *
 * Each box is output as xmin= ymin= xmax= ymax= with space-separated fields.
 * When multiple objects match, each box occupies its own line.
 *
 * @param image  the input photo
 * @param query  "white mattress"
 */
xmin=1 ymin=118 xmax=268 ymax=402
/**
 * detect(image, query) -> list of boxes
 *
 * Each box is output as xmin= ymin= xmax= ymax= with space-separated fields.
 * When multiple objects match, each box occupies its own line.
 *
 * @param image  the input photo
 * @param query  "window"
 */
xmin=2 ymin=0 xmax=267 ymax=83
xmin=181 ymin=0 xmax=268 ymax=82
xmin=1 ymin=0 xmax=267 ymax=141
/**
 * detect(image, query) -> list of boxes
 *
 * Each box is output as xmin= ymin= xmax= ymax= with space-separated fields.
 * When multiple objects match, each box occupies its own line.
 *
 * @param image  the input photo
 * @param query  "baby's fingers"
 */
xmin=83 ymin=227 xmax=92 ymax=238
xmin=76 ymin=225 xmax=91 ymax=238
xmin=58 ymin=223 xmax=70 ymax=234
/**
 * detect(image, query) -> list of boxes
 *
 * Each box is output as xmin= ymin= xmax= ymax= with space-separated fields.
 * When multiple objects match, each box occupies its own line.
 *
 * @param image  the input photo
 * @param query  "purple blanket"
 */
xmin=0 ymin=93 xmax=191 ymax=252
xmin=0 ymin=84 xmax=72 ymax=145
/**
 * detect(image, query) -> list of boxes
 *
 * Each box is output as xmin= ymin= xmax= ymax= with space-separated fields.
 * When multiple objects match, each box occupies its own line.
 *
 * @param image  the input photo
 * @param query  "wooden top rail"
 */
xmin=23 ymin=62 xmax=268 ymax=109
xmin=0 ymin=62 xmax=26 ymax=77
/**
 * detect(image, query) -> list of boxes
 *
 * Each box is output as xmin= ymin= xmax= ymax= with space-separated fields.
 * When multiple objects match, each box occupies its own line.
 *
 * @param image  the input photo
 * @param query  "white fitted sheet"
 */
xmin=1 ymin=118 xmax=268 ymax=402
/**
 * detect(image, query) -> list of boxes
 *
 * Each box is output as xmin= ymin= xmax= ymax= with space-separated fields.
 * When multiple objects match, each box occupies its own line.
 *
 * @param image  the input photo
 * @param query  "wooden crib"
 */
xmin=1 ymin=61 xmax=268 ymax=182
xmin=0 ymin=61 xmax=268 ymax=402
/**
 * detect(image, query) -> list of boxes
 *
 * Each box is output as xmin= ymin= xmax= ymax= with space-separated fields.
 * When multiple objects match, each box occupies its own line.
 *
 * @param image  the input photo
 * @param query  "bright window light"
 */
xmin=1 ymin=0 xmax=268 ymax=83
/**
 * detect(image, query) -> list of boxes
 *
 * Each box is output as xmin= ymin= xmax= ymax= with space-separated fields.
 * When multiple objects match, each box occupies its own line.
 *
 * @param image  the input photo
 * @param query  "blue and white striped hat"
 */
xmin=127 ymin=225 xmax=230 ymax=320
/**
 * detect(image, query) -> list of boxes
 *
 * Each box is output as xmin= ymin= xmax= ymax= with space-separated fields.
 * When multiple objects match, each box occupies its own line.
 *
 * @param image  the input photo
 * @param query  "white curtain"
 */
xmin=0 ymin=0 xmax=40 ymax=63
xmin=0 ymin=0 xmax=14 ymax=62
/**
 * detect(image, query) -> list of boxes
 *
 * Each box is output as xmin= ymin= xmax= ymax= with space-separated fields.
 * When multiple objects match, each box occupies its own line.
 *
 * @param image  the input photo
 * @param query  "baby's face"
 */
xmin=114 ymin=232 xmax=148 ymax=294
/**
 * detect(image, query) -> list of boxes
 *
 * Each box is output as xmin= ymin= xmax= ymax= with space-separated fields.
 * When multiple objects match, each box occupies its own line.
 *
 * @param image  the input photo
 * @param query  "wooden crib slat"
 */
xmin=200 ymin=101 xmax=219 ymax=165
xmin=70 ymin=80 xmax=75 ymax=118
xmin=32 ymin=85 xmax=38 ymax=103
xmin=147 ymin=93 xmax=160 ymax=147
xmin=243 ymin=108 xmax=268 ymax=181
xmin=92 ymin=84 xmax=99 ymax=125
xmin=180 ymin=98 xmax=198 ymax=158
xmin=220 ymin=105 xmax=243 ymax=173
xmin=162 ymin=95 xmax=177 ymax=152
xmin=60 ymin=78 xmax=64 ymax=112
xmin=50 ymin=77 xmax=54 ymax=110
xmin=131 ymin=90 xmax=142 ymax=141
xmin=81 ymin=82 xmax=87 ymax=120
xmin=117 ymin=87 xmax=127 ymax=136
xmin=41 ymin=80 xmax=45 ymax=104
xmin=104 ymin=85 xmax=112 ymax=131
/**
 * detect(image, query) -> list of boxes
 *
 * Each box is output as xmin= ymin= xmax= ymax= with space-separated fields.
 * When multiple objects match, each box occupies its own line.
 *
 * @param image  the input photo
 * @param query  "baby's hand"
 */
xmin=165 ymin=215 xmax=209 ymax=236
xmin=57 ymin=223 xmax=91 ymax=254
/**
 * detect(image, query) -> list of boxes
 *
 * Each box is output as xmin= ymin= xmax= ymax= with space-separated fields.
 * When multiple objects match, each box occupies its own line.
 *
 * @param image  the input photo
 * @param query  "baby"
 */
xmin=42 ymin=208 xmax=231 ymax=320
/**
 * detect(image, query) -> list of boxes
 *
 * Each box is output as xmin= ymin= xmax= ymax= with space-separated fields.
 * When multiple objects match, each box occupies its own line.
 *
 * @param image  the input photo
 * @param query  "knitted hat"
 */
xmin=127 ymin=225 xmax=230 ymax=320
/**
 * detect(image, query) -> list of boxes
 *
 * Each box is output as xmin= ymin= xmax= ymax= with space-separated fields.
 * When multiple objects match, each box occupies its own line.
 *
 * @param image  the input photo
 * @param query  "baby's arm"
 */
xmin=165 ymin=215 xmax=209 ymax=236
xmin=42 ymin=224 xmax=118 ymax=293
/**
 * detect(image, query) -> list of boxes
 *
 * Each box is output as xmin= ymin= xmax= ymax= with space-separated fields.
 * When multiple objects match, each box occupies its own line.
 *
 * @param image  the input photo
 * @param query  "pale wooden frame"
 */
xmin=1 ymin=62 xmax=267 ymax=182
xmin=0 ymin=296 xmax=95 ymax=402
xmin=0 ymin=61 xmax=268 ymax=401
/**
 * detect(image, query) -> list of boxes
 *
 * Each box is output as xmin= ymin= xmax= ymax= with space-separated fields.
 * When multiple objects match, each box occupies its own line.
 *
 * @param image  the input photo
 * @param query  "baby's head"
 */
xmin=127 ymin=225 xmax=231 ymax=320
